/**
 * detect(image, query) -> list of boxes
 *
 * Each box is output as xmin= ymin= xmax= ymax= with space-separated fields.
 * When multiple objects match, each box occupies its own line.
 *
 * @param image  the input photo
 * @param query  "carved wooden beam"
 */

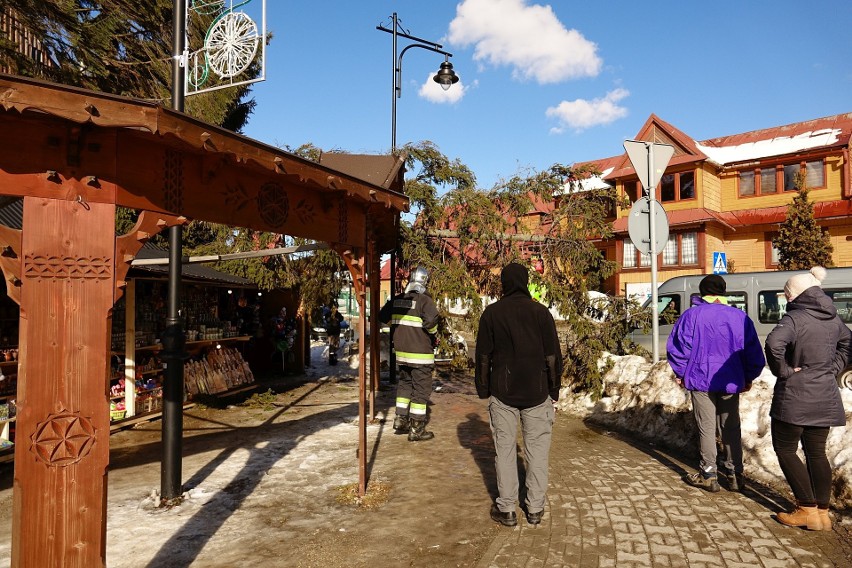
xmin=0 ymin=224 xmax=22 ymax=305
xmin=114 ymin=211 xmax=187 ymax=301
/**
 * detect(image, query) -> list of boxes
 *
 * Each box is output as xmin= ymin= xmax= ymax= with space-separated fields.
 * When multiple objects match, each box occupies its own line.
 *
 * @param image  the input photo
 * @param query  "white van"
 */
xmin=628 ymin=268 xmax=852 ymax=386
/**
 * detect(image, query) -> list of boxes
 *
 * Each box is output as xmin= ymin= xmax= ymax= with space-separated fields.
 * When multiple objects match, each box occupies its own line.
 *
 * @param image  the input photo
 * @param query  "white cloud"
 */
xmin=419 ymin=72 xmax=467 ymax=104
xmin=546 ymin=88 xmax=630 ymax=133
xmin=448 ymin=0 xmax=601 ymax=84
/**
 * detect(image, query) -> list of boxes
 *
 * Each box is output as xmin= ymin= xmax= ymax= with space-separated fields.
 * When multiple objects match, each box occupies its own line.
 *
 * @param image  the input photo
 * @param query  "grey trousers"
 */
xmin=489 ymin=396 xmax=554 ymax=514
xmin=690 ymin=390 xmax=742 ymax=475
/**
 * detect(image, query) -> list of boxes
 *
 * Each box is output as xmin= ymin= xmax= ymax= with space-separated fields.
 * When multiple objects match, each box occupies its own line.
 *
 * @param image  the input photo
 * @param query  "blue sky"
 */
xmin=236 ymin=0 xmax=852 ymax=191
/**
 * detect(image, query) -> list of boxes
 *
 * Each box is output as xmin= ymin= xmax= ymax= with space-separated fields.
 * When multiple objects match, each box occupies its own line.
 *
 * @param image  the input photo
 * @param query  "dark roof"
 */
xmin=318 ymin=152 xmax=406 ymax=192
xmin=132 ymin=244 xmax=254 ymax=287
xmin=0 ymin=199 xmax=253 ymax=287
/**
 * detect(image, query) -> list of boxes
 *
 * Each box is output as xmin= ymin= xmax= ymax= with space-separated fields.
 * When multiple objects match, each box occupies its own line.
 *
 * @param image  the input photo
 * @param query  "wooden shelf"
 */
xmin=138 ymin=368 xmax=161 ymax=376
xmin=0 ymin=393 xmax=14 ymax=401
xmin=0 ymin=360 xmax=18 ymax=367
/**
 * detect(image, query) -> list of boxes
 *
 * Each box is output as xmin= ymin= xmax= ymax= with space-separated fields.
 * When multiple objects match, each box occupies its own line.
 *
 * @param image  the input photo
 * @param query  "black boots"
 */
xmin=392 ymin=414 xmax=410 ymax=434
xmin=407 ymin=418 xmax=434 ymax=442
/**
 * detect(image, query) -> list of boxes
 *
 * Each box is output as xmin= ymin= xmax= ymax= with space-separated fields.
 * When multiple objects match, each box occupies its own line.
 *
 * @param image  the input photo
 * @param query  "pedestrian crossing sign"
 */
xmin=713 ymin=252 xmax=727 ymax=274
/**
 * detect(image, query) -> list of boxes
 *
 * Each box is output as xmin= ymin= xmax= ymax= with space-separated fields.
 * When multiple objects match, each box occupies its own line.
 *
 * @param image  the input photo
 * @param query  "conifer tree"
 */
xmin=774 ymin=172 xmax=833 ymax=270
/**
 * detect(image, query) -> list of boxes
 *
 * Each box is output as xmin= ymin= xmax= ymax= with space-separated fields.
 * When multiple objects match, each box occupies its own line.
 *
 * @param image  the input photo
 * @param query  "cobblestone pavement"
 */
xmin=478 ymin=416 xmax=852 ymax=568
xmin=1 ymin=370 xmax=849 ymax=567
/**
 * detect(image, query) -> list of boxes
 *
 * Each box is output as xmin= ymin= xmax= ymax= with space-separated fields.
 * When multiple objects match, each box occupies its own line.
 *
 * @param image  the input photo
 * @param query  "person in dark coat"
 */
xmin=667 ymin=274 xmax=765 ymax=493
xmin=475 ymin=263 xmax=562 ymax=527
xmin=325 ymin=304 xmax=344 ymax=365
xmin=765 ymin=266 xmax=851 ymax=531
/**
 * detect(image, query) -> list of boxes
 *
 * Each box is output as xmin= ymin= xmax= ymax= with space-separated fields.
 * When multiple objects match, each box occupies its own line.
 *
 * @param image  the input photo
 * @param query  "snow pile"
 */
xmin=557 ymin=354 xmax=852 ymax=510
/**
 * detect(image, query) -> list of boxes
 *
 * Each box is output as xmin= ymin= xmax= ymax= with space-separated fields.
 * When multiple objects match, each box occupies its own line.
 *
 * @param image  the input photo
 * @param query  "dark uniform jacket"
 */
xmin=765 ymin=286 xmax=851 ymax=427
xmin=379 ymin=290 xmax=439 ymax=366
xmin=475 ymin=264 xmax=563 ymax=408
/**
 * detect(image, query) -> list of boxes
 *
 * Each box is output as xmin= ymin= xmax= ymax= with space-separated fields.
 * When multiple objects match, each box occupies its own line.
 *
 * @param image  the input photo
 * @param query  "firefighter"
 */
xmin=379 ymin=265 xmax=440 ymax=441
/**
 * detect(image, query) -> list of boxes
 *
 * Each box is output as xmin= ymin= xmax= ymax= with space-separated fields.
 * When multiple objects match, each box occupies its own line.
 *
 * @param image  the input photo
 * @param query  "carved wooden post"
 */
xmin=11 ymin=196 xmax=116 ymax=567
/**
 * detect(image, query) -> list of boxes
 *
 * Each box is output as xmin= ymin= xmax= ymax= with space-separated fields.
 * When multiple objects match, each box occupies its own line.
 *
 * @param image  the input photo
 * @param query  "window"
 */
xmin=662 ymin=234 xmax=678 ymax=265
xmin=623 ymin=240 xmax=637 ymax=268
xmin=805 ymin=160 xmax=825 ymax=188
xmin=761 ymin=168 xmax=777 ymax=193
xmin=828 ymin=290 xmax=852 ymax=324
xmin=657 ymin=294 xmax=681 ymax=324
xmin=629 ymin=231 xmax=697 ymax=268
xmin=681 ymin=232 xmax=698 ymax=265
xmin=765 ymin=233 xmax=780 ymax=267
xmin=738 ymin=159 xmax=826 ymax=197
xmin=693 ymin=292 xmax=748 ymax=314
xmin=759 ymin=291 xmax=786 ymax=323
xmin=623 ymin=180 xmax=641 ymax=202
xmin=738 ymin=171 xmax=755 ymax=196
xmin=783 ymin=163 xmax=799 ymax=191
xmin=659 ymin=171 xmax=695 ymax=203
xmin=760 ymin=289 xmax=852 ymax=324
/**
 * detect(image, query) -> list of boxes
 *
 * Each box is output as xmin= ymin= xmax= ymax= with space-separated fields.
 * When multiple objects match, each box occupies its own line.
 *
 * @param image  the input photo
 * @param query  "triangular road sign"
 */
xmin=624 ymin=140 xmax=675 ymax=192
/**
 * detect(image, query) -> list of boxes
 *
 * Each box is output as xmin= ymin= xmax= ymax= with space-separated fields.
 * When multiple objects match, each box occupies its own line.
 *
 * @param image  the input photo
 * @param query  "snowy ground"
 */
xmin=556 ymin=354 xmax=852 ymax=512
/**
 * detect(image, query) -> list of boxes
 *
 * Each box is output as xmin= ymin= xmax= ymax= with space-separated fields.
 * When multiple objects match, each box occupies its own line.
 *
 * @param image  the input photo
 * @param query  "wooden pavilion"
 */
xmin=0 ymin=73 xmax=407 ymax=567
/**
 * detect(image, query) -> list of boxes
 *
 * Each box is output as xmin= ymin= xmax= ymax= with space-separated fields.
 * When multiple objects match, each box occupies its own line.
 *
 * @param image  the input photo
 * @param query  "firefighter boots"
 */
xmin=392 ymin=414 xmax=410 ymax=434
xmin=407 ymin=418 xmax=434 ymax=442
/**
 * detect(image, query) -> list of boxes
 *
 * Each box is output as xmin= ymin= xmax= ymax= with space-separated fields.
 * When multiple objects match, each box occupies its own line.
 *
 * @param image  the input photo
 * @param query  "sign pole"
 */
xmin=647 ymin=144 xmax=660 ymax=363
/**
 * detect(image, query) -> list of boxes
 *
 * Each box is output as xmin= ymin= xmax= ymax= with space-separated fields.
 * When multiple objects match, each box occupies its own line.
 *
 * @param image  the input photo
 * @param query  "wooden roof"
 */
xmin=0 ymin=73 xmax=408 ymax=251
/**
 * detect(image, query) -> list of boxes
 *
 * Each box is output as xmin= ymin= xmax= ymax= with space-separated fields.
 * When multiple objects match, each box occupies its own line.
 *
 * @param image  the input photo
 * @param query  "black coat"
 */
xmin=765 ymin=286 xmax=851 ymax=427
xmin=475 ymin=264 xmax=563 ymax=408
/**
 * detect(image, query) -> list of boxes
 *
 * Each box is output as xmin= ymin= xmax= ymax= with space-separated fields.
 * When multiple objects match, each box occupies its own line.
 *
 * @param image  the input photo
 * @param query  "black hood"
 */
xmin=787 ymin=286 xmax=837 ymax=321
xmin=501 ymin=263 xmax=531 ymax=298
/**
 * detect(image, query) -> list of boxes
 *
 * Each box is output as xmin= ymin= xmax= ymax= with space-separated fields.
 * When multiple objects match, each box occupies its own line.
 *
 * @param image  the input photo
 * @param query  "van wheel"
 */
xmin=838 ymin=368 xmax=852 ymax=390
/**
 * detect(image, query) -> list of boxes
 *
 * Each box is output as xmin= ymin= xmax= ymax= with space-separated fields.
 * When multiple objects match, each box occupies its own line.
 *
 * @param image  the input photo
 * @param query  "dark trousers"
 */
xmin=395 ymin=364 xmax=433 ymax=419
xmin=771 ymin=418 xmax=832 ymax=508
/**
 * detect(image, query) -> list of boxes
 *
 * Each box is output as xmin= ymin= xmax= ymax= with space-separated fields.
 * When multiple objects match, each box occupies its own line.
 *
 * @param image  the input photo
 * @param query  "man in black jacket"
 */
xmin=475 ymin=263 xmax=563 ymax=527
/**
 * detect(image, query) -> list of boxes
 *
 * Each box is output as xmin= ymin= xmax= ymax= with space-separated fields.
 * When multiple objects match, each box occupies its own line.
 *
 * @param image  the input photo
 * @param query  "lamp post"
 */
xmin=377 ymin=13 xmax=459 ymax=152
xmin=377 ymin=13 xmax=459 ymax=382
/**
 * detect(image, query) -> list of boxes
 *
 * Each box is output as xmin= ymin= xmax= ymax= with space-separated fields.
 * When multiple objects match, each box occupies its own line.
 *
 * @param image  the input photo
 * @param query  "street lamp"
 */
xmin=377 ymin=12 xmax=460 ymax=382
xmin=377 ymin=12 xmax=459 ymax=152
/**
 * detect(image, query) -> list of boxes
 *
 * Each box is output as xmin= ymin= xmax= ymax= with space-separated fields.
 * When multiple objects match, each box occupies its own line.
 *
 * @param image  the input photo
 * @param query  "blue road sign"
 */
xmin=713 ymin=252 xmax=728 ymax=274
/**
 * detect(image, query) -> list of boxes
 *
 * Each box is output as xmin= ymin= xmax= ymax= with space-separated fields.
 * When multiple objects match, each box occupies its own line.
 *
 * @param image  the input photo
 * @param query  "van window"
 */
xmin=658 ymin=294 xmax=681 ymax=324
xmin=758 ymin=291 xmax=786 ymax=323
xmin=827 ymin=290 xmax=852 ymax=324
xmin=759 ymin=289 xmax=852 ymax=324
xmin=689 ymin=293 xmax=748 ymax=314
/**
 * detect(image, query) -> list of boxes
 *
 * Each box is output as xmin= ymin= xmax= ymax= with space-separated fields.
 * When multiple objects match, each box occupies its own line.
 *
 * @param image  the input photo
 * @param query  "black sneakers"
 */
xmin=684 ymin=471 xmax=720 ymax=493
xmin=490 ymin=506 xmax=517 ymax=527
xmin=526 ymin=510 xmax=543 ymax=525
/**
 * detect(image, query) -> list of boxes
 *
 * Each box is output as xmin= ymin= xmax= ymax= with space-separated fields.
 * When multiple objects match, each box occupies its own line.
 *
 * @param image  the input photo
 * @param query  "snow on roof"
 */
xmin=696 ymin=128 xmax=842 ymax=166
xmin=564 ymin=166 xmax=615 ymax=193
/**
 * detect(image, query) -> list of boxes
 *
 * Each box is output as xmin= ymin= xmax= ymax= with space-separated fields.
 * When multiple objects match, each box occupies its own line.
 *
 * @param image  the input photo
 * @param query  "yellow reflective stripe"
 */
xmin=410 ymin=403 xmax=427 ymax=415
xmin=426 ymin=324 xmax=438 ymax=334
xmin=396 ymin=397 xmax=410 ymax=409
xmin=391 ymin=314 xmax=424 ymax=327
xmin=396 ymin=351 xmax=434 ymax=364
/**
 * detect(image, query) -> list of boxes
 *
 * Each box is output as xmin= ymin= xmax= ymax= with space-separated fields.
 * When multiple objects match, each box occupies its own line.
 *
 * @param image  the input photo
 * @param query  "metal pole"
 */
xmin=391 ymin=12 xmax=399 ymax=152
xmin=162 ymin=0 xmax=187 ymax=501
xmin=648 ymin=144 xmax=659 ymax=363
xmin=388 ymin=13 xmax=399 ymax=383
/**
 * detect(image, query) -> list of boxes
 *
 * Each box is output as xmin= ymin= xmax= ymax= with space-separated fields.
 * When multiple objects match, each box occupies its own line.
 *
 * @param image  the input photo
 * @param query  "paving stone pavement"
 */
xmin=476 ymin=415 xmax=852 ymax=568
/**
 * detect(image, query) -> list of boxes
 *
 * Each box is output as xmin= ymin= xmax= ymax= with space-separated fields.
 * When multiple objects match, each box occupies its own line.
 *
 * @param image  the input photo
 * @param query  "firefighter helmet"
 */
xmin=405 ymin=265 xmax=429 ymax=294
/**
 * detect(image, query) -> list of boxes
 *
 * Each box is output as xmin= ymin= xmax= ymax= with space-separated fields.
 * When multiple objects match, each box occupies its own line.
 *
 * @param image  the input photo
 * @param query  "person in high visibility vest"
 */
xmin=379 ymin=266 xmax=440 ymax=441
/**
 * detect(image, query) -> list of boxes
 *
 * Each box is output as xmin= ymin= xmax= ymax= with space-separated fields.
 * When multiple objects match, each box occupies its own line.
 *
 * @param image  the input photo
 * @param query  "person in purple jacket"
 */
xmin=667 ymin=274 xmax=765 ymax=493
